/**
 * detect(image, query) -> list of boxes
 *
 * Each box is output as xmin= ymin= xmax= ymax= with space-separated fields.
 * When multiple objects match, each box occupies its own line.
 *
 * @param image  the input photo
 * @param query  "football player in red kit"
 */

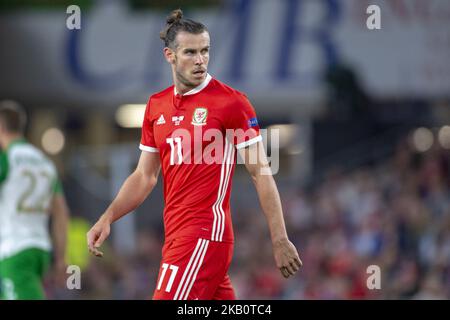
xmin=87 ymin=9 xmax=302 ymax=300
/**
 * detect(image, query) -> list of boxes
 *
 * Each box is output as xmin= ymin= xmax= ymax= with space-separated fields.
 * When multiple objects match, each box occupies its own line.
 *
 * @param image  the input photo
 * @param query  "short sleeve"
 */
xmin=52 ymin=177 xmax=64 ymax=195
xmin=139 ymin=97 xmax=159 ymax=153
xmin=226 ymin=94 xmax=262 ymax=149
xmin=0 ymin=151 xmax=8 ymax=184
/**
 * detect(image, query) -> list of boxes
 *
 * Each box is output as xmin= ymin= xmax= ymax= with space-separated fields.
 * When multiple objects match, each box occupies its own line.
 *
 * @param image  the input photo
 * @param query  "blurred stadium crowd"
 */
xmin=44 ymin=136 xmax=449 ymax=300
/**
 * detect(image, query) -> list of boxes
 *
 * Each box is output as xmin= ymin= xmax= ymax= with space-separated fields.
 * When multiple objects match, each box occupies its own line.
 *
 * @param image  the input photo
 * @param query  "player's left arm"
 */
xmin=49 ymin=181 xmax=70 ymax=285
xmin=239 ymin=141 xmax=302 ymax=278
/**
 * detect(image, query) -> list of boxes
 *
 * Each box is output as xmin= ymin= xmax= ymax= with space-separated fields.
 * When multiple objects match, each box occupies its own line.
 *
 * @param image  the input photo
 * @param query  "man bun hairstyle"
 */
xmin=159 ymin=9 xmax=208 ymax=49
xmin=165 ymin=8 xmax=183 ymax=25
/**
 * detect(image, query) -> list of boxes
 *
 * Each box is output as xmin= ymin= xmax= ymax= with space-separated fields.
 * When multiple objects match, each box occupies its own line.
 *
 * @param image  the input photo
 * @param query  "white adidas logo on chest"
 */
xmin=156 ymin=114 xmax=165 ymax=125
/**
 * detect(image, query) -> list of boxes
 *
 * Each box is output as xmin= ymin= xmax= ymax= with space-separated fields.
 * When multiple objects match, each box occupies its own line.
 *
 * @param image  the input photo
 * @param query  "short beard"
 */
xmin=174 ymin=56 xmax=198 ymax=89
xmin=175 ymin=69 xmax=197 ymax=89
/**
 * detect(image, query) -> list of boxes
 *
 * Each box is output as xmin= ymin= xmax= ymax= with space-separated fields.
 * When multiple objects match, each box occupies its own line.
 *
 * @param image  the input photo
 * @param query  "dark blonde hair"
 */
xmin=159 ymin=9 xmax=208 ymax=49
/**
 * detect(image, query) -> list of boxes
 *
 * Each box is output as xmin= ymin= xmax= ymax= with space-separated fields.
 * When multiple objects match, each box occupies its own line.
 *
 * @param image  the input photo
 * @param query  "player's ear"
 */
xmin=163 ymin=47 xmax=176 ymax=64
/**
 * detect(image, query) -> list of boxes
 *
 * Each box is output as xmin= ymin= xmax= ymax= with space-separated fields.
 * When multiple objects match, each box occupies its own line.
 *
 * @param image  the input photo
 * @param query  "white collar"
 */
xmin=174 ymin=73 xmax=212 ymax=96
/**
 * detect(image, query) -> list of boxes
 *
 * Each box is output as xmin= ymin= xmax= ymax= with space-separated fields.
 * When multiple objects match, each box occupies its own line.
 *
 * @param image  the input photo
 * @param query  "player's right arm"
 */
xmin=87 ymin=151 xmax=160 ymax=257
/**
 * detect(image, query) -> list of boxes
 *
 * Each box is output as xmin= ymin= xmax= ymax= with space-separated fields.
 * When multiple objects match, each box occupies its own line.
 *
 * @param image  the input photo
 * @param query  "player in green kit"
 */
xmin=0 ymin=101 xmax=70 ymax=299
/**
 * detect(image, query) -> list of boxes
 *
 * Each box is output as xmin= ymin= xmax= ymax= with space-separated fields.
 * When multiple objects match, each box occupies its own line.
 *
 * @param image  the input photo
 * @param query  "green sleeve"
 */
xmin=52 ymin=177 xmax=64 ymax=195
xmin=0 ymin=151 xmax=8 ymax=184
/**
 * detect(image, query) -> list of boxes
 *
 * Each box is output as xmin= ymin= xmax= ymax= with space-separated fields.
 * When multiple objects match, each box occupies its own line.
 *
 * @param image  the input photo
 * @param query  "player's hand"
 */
xmin=87 ymin=215 xmax=111 ymax=257
xmin=272 ymin=238 xmax=302 ymax=278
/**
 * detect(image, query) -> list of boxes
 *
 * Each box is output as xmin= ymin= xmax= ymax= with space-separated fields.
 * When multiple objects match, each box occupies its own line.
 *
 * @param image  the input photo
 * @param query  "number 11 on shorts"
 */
xmin=157 ymin=263 xmax=179 ymax=293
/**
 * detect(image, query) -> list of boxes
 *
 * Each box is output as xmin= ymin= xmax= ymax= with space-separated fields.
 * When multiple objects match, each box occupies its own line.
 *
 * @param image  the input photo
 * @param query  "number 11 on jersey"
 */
xmin=166 ymin=137 xmax=183 ymax=165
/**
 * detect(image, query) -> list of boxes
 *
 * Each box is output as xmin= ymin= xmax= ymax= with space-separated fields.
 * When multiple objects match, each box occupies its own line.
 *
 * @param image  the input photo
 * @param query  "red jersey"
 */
xmin=140 ymin=74 xmax=261 ymax=243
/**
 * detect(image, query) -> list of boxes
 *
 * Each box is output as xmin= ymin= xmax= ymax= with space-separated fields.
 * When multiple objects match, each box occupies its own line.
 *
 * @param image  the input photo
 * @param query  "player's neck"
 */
xmin=174 ymin=81 xmax=196 ymax=96
xmin=1 ymin=133 xmax=24 ymax=150
xmin=172 ymin=70 xmax=209 ymax=95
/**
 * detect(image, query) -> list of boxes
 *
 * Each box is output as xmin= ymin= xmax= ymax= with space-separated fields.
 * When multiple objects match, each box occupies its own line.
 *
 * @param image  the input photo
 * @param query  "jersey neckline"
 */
xmin=173 ymin=73 xmax=212 ymax=96
xmin=6 ymin=138 xmax=27 ymax=153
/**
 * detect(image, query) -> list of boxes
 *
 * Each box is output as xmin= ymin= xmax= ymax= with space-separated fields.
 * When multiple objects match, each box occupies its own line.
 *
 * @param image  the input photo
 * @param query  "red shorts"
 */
xmin=152 ymin=237 xmax=235 ymax=300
